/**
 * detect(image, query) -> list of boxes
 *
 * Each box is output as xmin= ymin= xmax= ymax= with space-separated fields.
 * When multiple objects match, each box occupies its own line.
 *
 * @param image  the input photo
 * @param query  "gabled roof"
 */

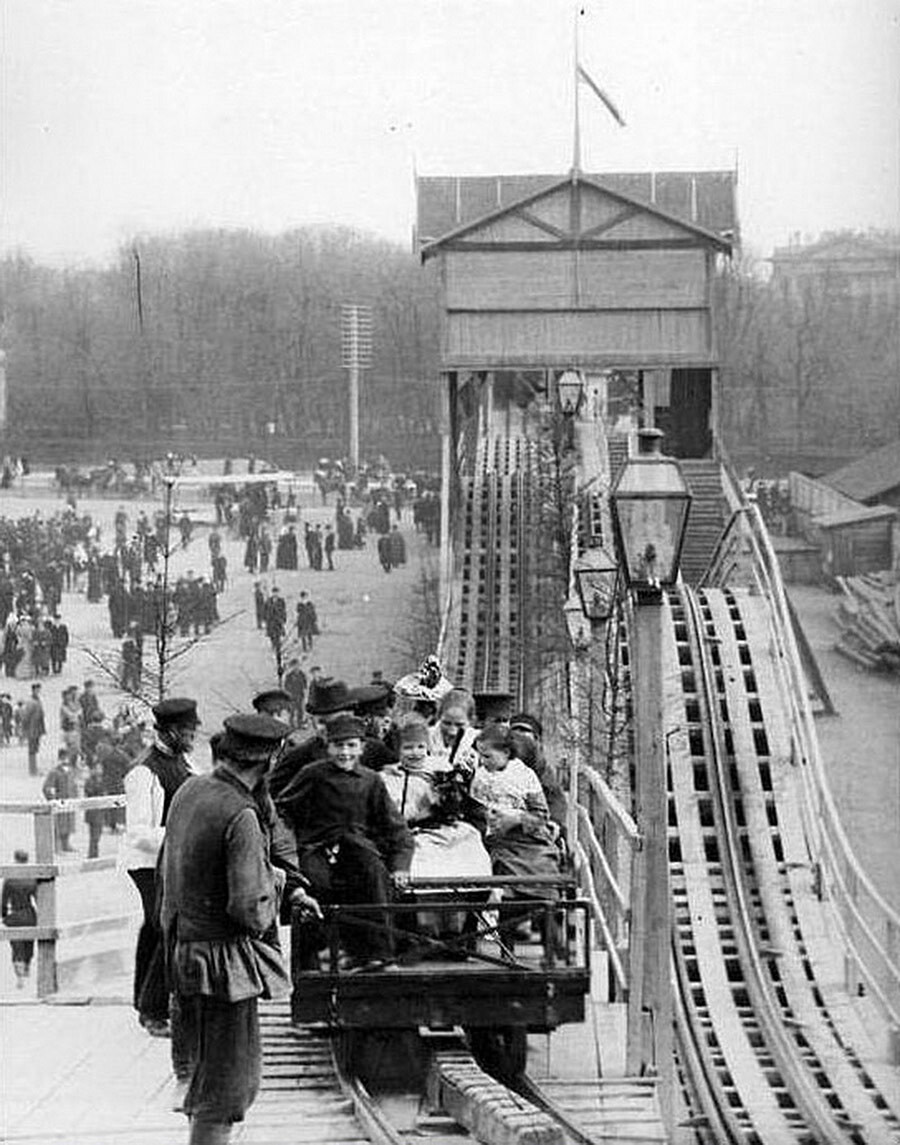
xmin=815 ymin=503 xmax=896 ymax=529
xmin=419 ymin=171 xmax=733 ymax=261
xmin=821 ymin=439 xmax=900 ymax=502
xmin=417 ymin=168 xmax=738 ymax=250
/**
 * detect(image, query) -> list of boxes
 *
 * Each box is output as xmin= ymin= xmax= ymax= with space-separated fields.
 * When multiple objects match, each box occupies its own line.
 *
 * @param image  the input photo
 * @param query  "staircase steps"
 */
xmin=679 ymin=459 xmax=728 ymax=585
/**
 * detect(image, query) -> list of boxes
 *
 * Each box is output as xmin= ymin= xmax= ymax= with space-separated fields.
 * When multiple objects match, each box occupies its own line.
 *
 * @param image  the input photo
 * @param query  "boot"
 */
xmin=188 ymin=1120 xmax=232 ymax=1145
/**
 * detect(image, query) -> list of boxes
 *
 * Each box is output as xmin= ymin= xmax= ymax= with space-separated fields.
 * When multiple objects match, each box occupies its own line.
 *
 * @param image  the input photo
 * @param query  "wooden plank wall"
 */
xmin=445 ymin=249 xmax=707 ymax=311
xmin=444 ymin=310 xmax=711 ymax=368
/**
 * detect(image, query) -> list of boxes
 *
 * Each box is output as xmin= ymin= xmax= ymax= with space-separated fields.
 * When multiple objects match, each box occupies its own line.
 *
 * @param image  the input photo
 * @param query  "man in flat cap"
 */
xmin=161 ymin=714 xmax=319 ymax=1145
xmin=122 ymin=696 xmax=200 ymax=1038
xmin=279 ymin=713 xmax=413 ymax=973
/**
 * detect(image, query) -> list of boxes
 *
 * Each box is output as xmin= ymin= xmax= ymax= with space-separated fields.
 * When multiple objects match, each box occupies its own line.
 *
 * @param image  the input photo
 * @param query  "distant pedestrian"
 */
xmin=265 ymin=587 xmax=287 ymax=648
xmin=21 ymin=682 xmax=46 ymax=776
xmin=2 ymin=850 xmax=37 ymax=988
xmin=120 ymin=624 xmax=143 ymax=693
xmin=59 ymin=685 xmax=83 ymax=763
xmin=253 ymin=582 xmax=267 ymax=630
xmin=212 ymin=553 xmax=227 ymax=593
xmin=48 ymin=614 xmax=69 ymax=674
xmin=295 ymin=592 xmax=319 ymax=653
xmin=377 ymin=534 xmax=393 ymax=574
xmin=282 ymin=659 xmax=308 ymax=727
xmin=0 ymin=692 xmax=12 ymax=745
xmin=43 ymin=750 xmax=77 ymax=852
xmin=80 ymin=679 xmax=103 ymax=727
xmin=83 ymin=760 xmax=107 ymax=859
xmin=324 ymin=527 xmax=336 ymax=571
xmin=258 ymin=528 xmax=272 ymax=573
xmin=388 ymin=525 xmax=406 ymax=568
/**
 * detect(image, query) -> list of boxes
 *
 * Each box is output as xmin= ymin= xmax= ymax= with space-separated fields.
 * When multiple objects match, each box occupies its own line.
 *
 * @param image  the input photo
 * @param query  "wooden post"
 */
xmin=439 ymin=373 xmax=452 ymax=616
xmin=33 ymin=806 xmax=58 ymax=998
xmin=625 ymin=596 xmax=673 ymax=1127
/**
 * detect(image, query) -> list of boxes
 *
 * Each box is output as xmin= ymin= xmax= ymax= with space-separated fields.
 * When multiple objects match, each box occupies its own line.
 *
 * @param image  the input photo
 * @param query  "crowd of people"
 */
xmin=110 ymin=653 xmax=564 ymax=1143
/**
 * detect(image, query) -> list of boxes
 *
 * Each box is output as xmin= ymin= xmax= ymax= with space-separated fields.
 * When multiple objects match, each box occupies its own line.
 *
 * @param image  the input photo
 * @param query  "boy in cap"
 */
xmin=122 ymin=697 xmax=200 ymax=1037
xmin=162 ymin=714 xmax=319 ymax=1145
xmin=279 ymin=713 xmax=413 ymax=972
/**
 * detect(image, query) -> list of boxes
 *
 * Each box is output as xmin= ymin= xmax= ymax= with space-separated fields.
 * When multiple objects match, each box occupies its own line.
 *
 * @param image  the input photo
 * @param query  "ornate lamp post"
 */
xmin=573 ymin=544 xmax=618 ymax=625
xmin=556 ymin=369 xmax=585 ymax=416
xmin=610 ymin=428 xmax=691 ymax=1133
xmin=609 ymin=428 xmax=691 ymax=601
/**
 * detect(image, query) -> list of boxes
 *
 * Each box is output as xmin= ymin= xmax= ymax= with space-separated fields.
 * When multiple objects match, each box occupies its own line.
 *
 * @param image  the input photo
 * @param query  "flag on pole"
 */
xmin=577 ymin=64 xmax=626 ymax=127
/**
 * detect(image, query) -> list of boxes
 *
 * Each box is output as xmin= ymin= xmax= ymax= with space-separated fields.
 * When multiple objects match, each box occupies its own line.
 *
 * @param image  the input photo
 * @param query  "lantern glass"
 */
xmin=557 ymin=370 xmax=584 ymax=415
xmin=611 ymin=433 xmax=691 ymax=588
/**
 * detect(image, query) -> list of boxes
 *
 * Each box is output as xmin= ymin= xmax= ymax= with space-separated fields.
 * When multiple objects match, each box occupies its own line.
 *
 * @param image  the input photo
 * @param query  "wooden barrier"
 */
xmin=0 ymin=795 xmax=130 ymax=998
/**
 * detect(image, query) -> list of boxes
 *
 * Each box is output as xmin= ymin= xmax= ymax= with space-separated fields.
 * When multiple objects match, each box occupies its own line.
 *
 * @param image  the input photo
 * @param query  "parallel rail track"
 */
xmin=454 ymin=435 xmax=536 ymax=705
xmin=669 ymin=585 xmax=900 ymax=1144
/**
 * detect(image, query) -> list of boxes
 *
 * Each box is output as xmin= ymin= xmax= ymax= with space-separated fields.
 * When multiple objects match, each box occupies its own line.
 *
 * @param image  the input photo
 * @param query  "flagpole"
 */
xmin=572 ymin=2 xmax=581 ymax=174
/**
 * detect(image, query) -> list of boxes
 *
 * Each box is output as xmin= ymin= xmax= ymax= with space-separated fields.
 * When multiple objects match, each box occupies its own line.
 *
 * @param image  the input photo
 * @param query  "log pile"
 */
xmin=834 ymin=572 xmax=900 ymax=673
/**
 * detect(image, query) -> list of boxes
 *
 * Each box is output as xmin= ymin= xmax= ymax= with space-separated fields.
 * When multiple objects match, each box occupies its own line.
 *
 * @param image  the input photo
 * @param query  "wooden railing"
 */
xmin=0 ymin=794 xmax=133 ymax=998
xmin=702 ymin=502 xmax=900 ymax=1037
xmin=571 ymin=763 xmax=639 ymax=999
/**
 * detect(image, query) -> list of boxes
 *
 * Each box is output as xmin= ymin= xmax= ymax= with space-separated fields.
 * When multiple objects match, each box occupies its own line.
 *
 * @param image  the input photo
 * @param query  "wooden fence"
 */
xmin=0 ymin=794 xmax=132 ymax=998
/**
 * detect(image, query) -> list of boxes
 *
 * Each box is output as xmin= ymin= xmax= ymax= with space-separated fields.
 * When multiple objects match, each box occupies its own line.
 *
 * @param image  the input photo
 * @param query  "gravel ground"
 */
xmin=787 ymin=584 xmax=900 ymax=914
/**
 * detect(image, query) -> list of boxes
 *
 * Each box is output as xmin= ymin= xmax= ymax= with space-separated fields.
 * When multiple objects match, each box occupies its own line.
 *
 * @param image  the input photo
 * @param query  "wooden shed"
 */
xmin=813 ymin=504 xmax=896 ymax=578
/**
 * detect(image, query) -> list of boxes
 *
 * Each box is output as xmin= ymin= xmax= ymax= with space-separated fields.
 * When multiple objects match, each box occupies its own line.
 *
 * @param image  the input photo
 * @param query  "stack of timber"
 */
xmin=833 ymin=572 xmax=900 ymax=673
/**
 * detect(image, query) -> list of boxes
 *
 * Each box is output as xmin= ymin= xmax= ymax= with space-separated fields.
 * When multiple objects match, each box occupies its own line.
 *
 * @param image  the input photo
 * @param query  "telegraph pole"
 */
xmin=340 ymin=304 xmax=373 ymax=471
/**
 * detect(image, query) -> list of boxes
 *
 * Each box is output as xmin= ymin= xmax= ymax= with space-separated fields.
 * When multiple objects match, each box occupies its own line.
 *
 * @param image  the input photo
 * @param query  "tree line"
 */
xmin=1 ymin=226 xmax=895 ymax=474
xmin=0 ymin=226 xmax=443 ymax=469
xmin=716 ymin=243 xmax=899 ymax=472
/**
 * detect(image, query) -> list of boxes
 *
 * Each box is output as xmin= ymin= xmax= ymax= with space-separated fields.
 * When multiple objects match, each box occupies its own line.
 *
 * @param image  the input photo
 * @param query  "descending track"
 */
xmin=668 ymin=585 xmax=900 ymax=1144
xmin=454 ymin=435 xmax=536 ymax=702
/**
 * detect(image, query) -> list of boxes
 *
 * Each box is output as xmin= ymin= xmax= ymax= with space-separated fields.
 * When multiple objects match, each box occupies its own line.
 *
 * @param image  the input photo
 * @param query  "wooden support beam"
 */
xmin=33 ymin=808 xmax=58 ymax=998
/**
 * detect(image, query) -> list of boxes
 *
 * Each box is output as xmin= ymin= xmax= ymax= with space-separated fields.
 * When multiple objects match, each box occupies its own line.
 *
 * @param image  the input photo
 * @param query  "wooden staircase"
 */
xmin=679 ymin=459 xmax=728 ymax=585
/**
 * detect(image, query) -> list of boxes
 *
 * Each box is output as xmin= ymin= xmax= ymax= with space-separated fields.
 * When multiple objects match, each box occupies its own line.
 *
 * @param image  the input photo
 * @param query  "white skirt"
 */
xmin=409 ymin=821 xmax=492 ymax=881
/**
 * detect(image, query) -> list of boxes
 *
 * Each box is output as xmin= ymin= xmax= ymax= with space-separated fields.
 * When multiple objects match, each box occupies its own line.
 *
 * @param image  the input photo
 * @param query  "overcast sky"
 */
xmin=2 ymin=0 xmax=898 ymax=267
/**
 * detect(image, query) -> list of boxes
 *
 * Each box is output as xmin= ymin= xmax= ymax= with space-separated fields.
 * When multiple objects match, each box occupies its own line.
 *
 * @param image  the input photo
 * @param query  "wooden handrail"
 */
xmin=1 ymin=794 xmax=132 ymax=997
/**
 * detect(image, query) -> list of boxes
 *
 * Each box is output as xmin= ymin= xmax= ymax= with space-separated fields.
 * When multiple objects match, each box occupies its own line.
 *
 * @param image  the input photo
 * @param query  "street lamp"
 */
xmin=609 ymin=427 xmax=690 ymax=1136
xmin=556 ymin=369 xmax=585 ymax=416
xmin=573 ymin=545 xmax=618 ymax=624
xmin=609 ymin=428 xmax=691 ymax=600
